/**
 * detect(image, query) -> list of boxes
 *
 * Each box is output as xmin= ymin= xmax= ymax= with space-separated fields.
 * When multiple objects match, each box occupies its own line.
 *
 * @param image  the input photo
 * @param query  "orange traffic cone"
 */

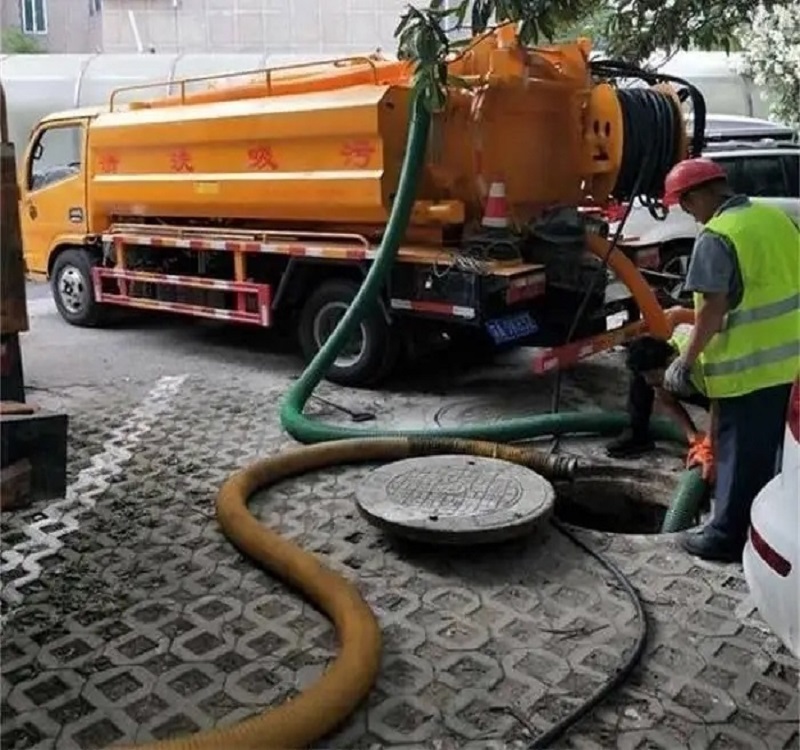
xmin=482 ymin=181 xmax=510 ymax=229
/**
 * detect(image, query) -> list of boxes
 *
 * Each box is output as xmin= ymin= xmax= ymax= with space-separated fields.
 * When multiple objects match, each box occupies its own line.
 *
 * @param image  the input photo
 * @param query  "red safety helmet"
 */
xmin=663 ymin=158 xmax=727 ymax=206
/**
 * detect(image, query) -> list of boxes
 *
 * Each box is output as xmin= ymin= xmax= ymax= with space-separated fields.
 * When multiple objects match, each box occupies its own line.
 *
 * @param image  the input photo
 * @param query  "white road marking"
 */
xmin=26 ymin=296 xmax=56 ymax=315
xmin=0 ymin=374 xmax=187 ymax=613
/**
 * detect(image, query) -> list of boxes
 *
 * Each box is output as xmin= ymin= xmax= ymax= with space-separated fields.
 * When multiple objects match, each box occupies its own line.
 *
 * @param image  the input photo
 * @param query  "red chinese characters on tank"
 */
xmin=98 ymin=154 xmax=120 ymax=174
xmin=247 ymin=145 xmax=278 ymax=171
xmin=341 ymin=140 xmax=375 ymax=168
xmin=169 ymin=148 xmax=195 ymax=173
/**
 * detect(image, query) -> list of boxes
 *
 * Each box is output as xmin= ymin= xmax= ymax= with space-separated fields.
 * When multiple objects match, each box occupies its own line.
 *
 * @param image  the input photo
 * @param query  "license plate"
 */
xmin=485 ymin=312 xmax=539 ymax=345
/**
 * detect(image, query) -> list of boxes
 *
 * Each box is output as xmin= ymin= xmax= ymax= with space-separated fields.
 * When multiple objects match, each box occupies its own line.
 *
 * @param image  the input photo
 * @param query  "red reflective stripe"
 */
xmin=750 ymin=525 xmax=792 ymax=578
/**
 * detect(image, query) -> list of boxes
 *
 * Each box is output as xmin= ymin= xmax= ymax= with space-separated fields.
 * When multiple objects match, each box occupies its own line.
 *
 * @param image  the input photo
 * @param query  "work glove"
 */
xmin=664 ymin=357 xmax=693 ymax=397
xmin=686 ymin=433 xmax=715 ymax=483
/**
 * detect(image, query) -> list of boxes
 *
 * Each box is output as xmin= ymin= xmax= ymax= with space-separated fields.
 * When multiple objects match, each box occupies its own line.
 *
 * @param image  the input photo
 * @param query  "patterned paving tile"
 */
xmin=1 ymin=371 xmax=796 ymax=749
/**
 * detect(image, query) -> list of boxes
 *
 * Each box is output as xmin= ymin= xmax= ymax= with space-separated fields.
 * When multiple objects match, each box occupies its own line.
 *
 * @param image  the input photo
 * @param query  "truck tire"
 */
xmin=298 ymin=279 xmax=395 ymax=388
xmin=51 ymin=248 xmax=107 ymax=327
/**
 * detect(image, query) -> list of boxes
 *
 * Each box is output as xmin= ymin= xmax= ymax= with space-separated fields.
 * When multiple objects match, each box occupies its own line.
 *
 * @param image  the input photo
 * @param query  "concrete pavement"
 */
xmin=1 ymin=284 xmax=796 ymax=749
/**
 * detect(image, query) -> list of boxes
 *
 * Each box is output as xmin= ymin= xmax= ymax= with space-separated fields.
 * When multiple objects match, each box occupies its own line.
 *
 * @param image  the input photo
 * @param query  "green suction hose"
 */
xmin=661 ymin=466 xmax=706 ymax=532
xmin=278 ymin=94 xmax=705 ymax=533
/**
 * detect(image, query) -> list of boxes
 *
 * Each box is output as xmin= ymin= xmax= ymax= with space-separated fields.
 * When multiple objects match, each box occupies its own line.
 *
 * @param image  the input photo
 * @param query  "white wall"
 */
xmin=102 ymin=0 xmax=410 ymax=55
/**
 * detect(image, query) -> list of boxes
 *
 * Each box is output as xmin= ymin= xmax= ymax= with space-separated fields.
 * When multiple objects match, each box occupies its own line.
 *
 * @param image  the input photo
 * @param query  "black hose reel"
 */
xmin=591 ymin=60 xmax=707 ymax=220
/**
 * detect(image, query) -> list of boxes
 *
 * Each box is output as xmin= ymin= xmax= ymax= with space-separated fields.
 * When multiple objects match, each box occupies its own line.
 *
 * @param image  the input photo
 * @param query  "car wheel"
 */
xmin=659 ymin=242 xmax=694 ymax=308
xmin=51 ymin=248 xmax=107 ymax=327
xmin=298 ymin=279 xmax=396 ymax=388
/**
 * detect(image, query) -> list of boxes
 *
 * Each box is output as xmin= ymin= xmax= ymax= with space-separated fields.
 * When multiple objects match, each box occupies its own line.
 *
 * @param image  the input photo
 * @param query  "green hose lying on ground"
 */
xmin=278 ymin=95 xmax=706 ymax=534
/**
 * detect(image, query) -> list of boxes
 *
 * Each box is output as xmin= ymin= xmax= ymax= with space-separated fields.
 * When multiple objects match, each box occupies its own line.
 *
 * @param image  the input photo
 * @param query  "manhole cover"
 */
xmin=355 ymin=455 xmax=555 ymax=544
xmin=433 ymin=397 xmax=542 ymax=428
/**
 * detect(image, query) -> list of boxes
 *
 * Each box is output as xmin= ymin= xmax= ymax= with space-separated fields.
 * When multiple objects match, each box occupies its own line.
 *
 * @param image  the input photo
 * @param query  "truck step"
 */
xmin=92 ymin=268 xmax=271 ymax=327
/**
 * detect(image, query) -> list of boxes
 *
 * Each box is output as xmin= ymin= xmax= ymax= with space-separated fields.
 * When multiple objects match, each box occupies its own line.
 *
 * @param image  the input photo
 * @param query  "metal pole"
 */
xmin=127 ymin=10 xmax=144 ymax=53
xmin=173 ymin=0 xmax=180 ymax=52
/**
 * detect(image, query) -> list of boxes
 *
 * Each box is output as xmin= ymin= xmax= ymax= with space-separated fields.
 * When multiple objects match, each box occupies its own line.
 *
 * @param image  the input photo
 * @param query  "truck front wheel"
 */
xmin=51 ymin=248 xmax=107 ymax=327
xmin=298 ymin=279 xmax=397 ymax=388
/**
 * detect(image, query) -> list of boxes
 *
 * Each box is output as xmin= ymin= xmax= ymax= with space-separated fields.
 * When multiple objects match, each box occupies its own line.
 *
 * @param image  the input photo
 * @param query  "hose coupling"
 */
xmin=408 ymin=438 xmax=578 ymax=481
xmin=538 ymin=452 xmax=579 ymax=480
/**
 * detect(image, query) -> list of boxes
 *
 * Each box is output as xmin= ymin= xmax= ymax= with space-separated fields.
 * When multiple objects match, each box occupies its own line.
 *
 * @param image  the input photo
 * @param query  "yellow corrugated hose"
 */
xmin=122 ymin=440 xmax=398 ymax=750
xmin=123 ymin=437 xmax=575 ymax=750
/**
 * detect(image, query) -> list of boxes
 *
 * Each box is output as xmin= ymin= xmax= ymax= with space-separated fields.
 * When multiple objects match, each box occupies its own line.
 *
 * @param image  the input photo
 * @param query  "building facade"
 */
xmin=101 ymin=0 xmax=415 ymax=54
xmin=1 ymin=0 xmax=103 ymax=53
xmin=2 ymin=1 xmax=462 ymax=56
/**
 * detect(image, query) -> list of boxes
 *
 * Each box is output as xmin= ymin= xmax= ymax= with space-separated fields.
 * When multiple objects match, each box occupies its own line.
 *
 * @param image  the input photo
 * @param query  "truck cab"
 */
xmin=19 ymin=109 xmax=98 ymax=277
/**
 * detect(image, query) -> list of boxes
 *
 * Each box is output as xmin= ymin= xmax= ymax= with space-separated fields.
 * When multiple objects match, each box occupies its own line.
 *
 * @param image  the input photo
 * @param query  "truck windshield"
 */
xmin=28 ymin=123 xmax=83 ymax=192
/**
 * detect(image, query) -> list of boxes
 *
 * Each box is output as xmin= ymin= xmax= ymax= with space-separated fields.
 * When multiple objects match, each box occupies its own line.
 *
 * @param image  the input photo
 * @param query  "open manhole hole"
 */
xmin=553 ymin=468 xmax=679 ymax=535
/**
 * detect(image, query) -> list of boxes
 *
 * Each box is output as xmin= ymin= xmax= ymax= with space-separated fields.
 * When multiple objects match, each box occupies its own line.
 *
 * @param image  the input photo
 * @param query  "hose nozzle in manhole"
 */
xmin=355 ymin=454 xmax=555 ymax=544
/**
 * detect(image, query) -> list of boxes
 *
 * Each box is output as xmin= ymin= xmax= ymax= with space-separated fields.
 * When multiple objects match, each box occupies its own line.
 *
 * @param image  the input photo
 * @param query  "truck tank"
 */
xmin=86 ymin=32 xmax=632 ymax=233
xmin=0 ymin=52 xmax=359 ymax=170
xmin=124 ymin=55 xmax=411 ymax=109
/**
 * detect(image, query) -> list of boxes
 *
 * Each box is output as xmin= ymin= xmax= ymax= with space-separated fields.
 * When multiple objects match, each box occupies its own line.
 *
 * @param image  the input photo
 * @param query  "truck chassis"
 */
xmin=48 ymin=217 xmax=660 ymax=387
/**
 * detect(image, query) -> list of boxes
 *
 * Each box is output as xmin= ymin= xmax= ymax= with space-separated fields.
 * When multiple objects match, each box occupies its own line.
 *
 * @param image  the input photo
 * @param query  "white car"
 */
xmin=610 ymin=123 xmax=799 ymax=303
xmin=743 ymin=376 xmax=800 ymax=658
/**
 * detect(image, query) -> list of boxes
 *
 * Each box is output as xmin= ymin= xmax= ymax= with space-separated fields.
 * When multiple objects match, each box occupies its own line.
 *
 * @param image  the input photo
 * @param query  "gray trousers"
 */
xmin=709 ymin=382 xmax=792 ymax=548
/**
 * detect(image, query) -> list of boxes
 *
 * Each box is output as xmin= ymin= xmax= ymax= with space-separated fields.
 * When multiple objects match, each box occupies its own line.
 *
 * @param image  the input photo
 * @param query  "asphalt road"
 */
xmin=21 ymin=279 xmax=624 ymax=418
xmin=21 ymin=280 xmax=302 ymax=412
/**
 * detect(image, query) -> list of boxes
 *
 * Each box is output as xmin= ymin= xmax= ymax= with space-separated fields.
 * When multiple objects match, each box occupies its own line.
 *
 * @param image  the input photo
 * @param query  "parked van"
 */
xmin=652 ymin=51 xmax=772 ymax=119
xmin=591 ymin=49 xmax=774 ymax=119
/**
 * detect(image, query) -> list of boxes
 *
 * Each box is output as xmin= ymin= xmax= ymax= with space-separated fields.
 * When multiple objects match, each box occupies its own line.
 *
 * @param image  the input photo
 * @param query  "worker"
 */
xmin=606 ymin=332 xmax=714 ymax=480
xmin=660 ymin=157 xmax=800 ymax=562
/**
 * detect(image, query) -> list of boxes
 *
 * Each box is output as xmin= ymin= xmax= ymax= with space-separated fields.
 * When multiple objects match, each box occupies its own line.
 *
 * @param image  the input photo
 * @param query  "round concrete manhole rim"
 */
xmin=355 ymin=454 xmax=555 ymax=545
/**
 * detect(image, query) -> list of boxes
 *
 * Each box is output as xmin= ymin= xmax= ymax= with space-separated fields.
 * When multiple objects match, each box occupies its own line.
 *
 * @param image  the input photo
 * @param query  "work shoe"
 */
xmin=679 ymin=527 xmax=743 ymax=563
xmin=605 ymin=430 xmax=655 ymax=459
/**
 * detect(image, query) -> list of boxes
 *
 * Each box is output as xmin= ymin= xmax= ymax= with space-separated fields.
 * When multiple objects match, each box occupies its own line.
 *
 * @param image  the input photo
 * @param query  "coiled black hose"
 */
xmin=614 ymin=88 xmax=681 ymax=218
xmin=592 ymin=59 xmax=706 ymax=218
xmin=592 ymin=59 xmax=707 ymax=159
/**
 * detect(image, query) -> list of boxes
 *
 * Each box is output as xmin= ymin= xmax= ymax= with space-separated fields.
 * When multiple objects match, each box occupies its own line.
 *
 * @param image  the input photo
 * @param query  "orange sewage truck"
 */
xmin=18 ymin=27 xmax=689 ymax=387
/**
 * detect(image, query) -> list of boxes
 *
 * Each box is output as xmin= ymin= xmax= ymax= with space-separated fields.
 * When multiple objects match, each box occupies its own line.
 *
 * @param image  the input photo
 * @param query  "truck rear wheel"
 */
xmin=51 ymin=248 xmax=107 ymax=327
xmin=298 ymin=279 xmax=396 ymax=388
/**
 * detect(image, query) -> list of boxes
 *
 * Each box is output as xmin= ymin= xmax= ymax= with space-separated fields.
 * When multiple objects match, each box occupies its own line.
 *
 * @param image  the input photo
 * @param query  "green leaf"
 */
xmin=2 ymin=28 xmax=44 ymax=53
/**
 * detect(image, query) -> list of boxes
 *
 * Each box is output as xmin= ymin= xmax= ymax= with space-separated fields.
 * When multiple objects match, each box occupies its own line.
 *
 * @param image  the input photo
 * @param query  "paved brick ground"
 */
xmin=2 ymin=363 xmax=798 ymax=750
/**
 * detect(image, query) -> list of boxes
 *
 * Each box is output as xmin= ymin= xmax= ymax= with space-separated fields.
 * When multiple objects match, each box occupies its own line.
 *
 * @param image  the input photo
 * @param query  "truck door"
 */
xmin=19 ymin=120 xmax=88 ymax=275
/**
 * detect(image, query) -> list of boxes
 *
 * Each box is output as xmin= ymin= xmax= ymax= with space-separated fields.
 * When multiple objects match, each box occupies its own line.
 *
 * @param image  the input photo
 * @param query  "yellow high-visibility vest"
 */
xmin=693 ymin=202 xmax=800 ymax=398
